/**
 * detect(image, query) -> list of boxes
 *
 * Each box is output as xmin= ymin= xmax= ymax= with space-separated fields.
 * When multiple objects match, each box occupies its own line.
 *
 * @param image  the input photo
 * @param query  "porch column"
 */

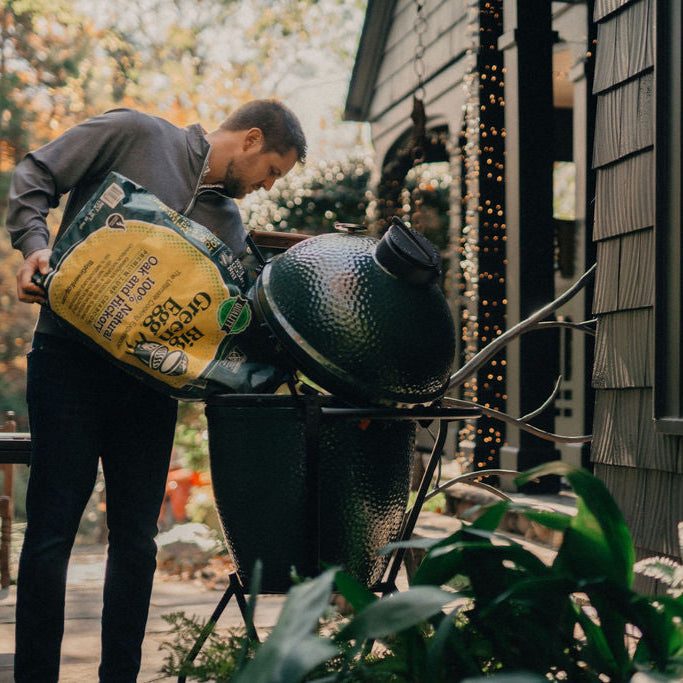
xmin=569 ymin=7 xmax=597 ymax=470
xmin=499 ymin=1 xmax=559 ymax=491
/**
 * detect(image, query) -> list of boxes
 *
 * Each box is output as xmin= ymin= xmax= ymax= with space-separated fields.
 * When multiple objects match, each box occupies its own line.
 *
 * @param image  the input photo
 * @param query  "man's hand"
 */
xmin=17 ymin=248 xmax=52 ymax=304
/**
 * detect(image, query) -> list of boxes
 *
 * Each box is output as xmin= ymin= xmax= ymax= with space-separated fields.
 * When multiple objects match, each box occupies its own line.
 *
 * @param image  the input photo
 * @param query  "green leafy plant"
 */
xmin=160 ymin=612 xmax=256 ymax=681
xmin=634 ymin=522 xmax=683 ymax=599
xmin=173 ymin=403 xmax=210 ymax=471
xmin=162 ymin=462 xmax=683 ymax=681
xmin=241 ymin=156 xmax=374 ymax=236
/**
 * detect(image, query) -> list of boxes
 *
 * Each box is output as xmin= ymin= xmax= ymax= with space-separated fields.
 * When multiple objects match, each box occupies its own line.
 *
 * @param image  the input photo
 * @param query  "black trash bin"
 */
xmin=207 ymin=394 xmax=415 ymax=593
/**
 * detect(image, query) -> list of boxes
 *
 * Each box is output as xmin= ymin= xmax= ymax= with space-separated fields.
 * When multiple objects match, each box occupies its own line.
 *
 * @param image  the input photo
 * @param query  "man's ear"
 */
xmin=243 ymin=128 xmax=264 ymax=151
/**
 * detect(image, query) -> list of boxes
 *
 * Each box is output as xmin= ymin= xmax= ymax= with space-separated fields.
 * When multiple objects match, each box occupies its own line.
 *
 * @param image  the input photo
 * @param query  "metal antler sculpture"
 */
xmin=382 ymin=267 xmax=598 ymax=592
xmin=446 ymin=264 xmax=597 ymax=444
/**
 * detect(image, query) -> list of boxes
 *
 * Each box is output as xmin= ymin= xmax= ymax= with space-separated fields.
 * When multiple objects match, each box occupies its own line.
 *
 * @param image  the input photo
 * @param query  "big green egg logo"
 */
xmin=217 ymin=295 xmax=251 ymax=335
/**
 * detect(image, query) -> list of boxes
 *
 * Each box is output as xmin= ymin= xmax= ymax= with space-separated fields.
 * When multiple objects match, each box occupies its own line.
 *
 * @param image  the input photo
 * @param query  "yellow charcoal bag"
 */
xmin=36 ymin=172 xmax=285 ymax=398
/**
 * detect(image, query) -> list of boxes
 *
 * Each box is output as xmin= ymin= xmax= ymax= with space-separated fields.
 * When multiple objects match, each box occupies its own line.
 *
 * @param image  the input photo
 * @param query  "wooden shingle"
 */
xmin=618 ymin=228 xmax=654 ymax=309
xmin=594 ymin=0 xmax=640 ymax=23
xmin=595 ymin=462 xmax=683 ymax=556
xmin=593 ymin=0 xmax=653 ymax=94
xmin=592 ymin=309 xmax=652 ymax=389
xmin=593 ymin=72 xmax=654 ymax=168
xmin=593 ymin=149 xmax=654 ymax=240
xmin=592 ymin=389 xmax=682 ymax=473
xmin=593 ymin=239 xmax=621 ymax=314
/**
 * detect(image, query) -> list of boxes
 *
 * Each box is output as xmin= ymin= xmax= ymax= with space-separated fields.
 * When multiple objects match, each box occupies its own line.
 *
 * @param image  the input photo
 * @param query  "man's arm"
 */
xmin=7 ymin=155 xmax=58 ymax=258
xmin=7 ymin=156 xmax=60 ymax=304
xmin=6 ymin=109 xmax=143 ymax=304
xmin=16 ymin=248 xmax=52 ymax=304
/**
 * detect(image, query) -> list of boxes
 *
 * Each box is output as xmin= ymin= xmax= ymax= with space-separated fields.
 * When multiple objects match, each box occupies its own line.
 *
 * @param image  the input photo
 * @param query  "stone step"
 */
xmin=439 ymin=482 xmax=576 ymax=549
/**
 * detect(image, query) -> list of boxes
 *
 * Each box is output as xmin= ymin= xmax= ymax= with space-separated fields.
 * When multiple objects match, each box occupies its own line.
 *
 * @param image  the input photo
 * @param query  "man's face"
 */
xmin=222 ymin=146 xmax=298 ymax=199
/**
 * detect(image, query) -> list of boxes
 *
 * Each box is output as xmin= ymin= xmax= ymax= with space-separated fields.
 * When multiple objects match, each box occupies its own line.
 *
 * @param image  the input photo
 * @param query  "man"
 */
xmin=6 ymin=100 xmax=306 ymax=682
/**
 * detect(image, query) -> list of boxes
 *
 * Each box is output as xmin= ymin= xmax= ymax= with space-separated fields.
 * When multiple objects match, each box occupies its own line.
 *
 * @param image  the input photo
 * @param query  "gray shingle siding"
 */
xmin=592 ymin=72 xmax=654 ymax=168
xmin=595 ymin=463 xmax=683 ymax=555
xmin=594 ymin=0 xmax=639 ymax=23
xmin=593 ymin=0 xmax=654 ymax=92
xmin=590 ymin=0 xmax=681 ymax=558
xmin=592 ymin=309 xmax=652 ymax=389
xmin=593 ymin=149 xmax=654 ymax=240
xmin=592 ymin=229 xmax=654 ymax=314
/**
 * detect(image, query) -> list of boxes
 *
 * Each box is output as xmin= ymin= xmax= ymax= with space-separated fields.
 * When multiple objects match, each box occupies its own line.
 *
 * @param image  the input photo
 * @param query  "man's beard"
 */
xmin=222 ymin=160 xmax=247 ymax=198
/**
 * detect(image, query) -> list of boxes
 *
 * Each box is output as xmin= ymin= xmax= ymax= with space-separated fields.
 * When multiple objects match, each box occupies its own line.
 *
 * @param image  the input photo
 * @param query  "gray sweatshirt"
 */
xmin=6 ymin=108 xmax=248 ymax=336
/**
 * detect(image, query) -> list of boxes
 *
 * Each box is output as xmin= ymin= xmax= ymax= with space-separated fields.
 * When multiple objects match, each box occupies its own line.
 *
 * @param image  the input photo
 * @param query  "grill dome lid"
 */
xmin=253 ymin=218 xmax=455 ymax=406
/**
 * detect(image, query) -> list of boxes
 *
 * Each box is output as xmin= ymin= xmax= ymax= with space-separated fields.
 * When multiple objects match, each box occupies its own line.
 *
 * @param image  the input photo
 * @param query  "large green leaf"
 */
xmin=233 ymin=568 xmax=339 ymax=683
xmin=511 ymin=506 xmax=573 ymax=532
xmin=570 ymin=597 xmax=618 ymax=674
xmin=630 ymin=594 xmax=683 ymax=671
xmin=335 ymin=586 xmax=457 ymax=642
xmin=411 ymin=540 xmax=483 ymax=587
xmin=333 ymin=570 xmax=377 ymax=612
xmin=516 ymin=462 xmax=634 ymax=587
xmin=469 ymin=501 xmax=510 ymax=531
xmin=461 ymin=674 xmax=547 ymax=682
xmin=412 ymin=531 xmax=550 ymax=591
xmin=588 ymin=586 xmax=683 ymax=673
xmin=452 ymin=533 xmax=551 ymax=574
xmin=590 ymin=591 xmax=631 ymax=676
xmin=425 ymin=605 xmax=480 ymax=681
xmin=411 ymin=503 xmax=511 ymax=587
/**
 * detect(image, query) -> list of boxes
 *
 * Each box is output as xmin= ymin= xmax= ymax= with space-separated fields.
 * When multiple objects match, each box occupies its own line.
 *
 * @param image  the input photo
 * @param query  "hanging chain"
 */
xmin=413 ymin=0 xmax=427 ymax=100
xmin=411 ymin=0 xmax=428 ymax=165
xmin=409 ymin=0 xmax=428 ymax=228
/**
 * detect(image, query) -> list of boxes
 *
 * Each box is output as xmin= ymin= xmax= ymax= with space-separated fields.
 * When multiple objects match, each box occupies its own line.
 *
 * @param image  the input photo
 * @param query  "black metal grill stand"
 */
xmin=177 ymin=401 xmax=481 ymax=680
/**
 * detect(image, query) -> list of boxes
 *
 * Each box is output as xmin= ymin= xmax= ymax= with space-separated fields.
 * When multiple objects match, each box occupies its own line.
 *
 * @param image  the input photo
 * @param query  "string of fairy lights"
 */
xmin=370 ymin=0 xmax=509 ymax=471
xmin=451 ymin=0 xmax=507 ymax=470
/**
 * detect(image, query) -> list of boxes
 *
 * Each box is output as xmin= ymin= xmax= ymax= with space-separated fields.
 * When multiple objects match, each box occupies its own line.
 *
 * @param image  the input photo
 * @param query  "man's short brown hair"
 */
xmin=221 ymin=99 xmax=307 ymax=163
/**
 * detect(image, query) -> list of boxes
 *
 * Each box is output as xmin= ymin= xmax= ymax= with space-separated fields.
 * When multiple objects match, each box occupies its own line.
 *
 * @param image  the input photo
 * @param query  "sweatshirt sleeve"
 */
xmin=5 ymin=109 xmax=149 ymax=258
xmin=6 ymin=155 xmax=59 ymax=257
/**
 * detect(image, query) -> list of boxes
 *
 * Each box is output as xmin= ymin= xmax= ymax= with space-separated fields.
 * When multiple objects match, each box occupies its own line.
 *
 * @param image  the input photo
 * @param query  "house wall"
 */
xmin=591 ymin=0 xmax=682 ymax=559
xmin=362 ymin=0 xmax=473 ymax=169
xmin=552 ymin=1 xmax=595 ymax=469
xmin=347 ymin=1 xmax=595 ymax=471
xmin=351 ymin=1 xmax=501 ymax=464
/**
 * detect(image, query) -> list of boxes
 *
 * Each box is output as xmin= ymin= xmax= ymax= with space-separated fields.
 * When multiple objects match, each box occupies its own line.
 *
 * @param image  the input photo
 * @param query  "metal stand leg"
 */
xmin=178 ymin=572 xmax=258 ymax=683
xmin=378 ymin=420 xmax=450 ymax=593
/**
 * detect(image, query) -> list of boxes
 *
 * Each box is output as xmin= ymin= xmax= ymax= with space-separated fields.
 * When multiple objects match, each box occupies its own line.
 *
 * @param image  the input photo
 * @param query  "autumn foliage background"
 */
xmin=0 ymin=0 xmax=370 ymax=429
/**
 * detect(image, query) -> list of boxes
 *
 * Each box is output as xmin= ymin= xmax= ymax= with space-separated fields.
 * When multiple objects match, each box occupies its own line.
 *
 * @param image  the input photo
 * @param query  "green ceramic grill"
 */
xmin=206 ymin=218 xmax=455 ymax=592
xmin=207 ymin=394 xmax=415 ymax=593
xmin=252 ymin=218 xmax=456 ymax=407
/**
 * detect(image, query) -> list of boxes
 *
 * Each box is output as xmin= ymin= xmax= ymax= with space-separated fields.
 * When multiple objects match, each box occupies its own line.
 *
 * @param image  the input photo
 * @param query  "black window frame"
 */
xmin=653 ymin=0 xmax=683 ymax=432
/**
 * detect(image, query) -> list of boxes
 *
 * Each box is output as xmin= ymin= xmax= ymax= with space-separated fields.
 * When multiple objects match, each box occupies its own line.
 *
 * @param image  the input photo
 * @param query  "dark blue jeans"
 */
xmin=15 ymin=332 xmax=178 ymax=682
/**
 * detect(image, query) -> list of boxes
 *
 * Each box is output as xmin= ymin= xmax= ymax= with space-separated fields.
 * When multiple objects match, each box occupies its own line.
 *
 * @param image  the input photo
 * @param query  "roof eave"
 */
xmin=343 ymin=0 xmax=397 ymax=122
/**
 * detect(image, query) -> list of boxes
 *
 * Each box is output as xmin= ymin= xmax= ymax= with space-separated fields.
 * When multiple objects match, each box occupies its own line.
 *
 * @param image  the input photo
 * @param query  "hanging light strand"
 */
xmin=410 ymin=0 xmax=428 ymax=169
xmin=413 ymin=1 xmax=427 ymax=100
xmin=413 ymin=0 xmax=427 ymax=100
